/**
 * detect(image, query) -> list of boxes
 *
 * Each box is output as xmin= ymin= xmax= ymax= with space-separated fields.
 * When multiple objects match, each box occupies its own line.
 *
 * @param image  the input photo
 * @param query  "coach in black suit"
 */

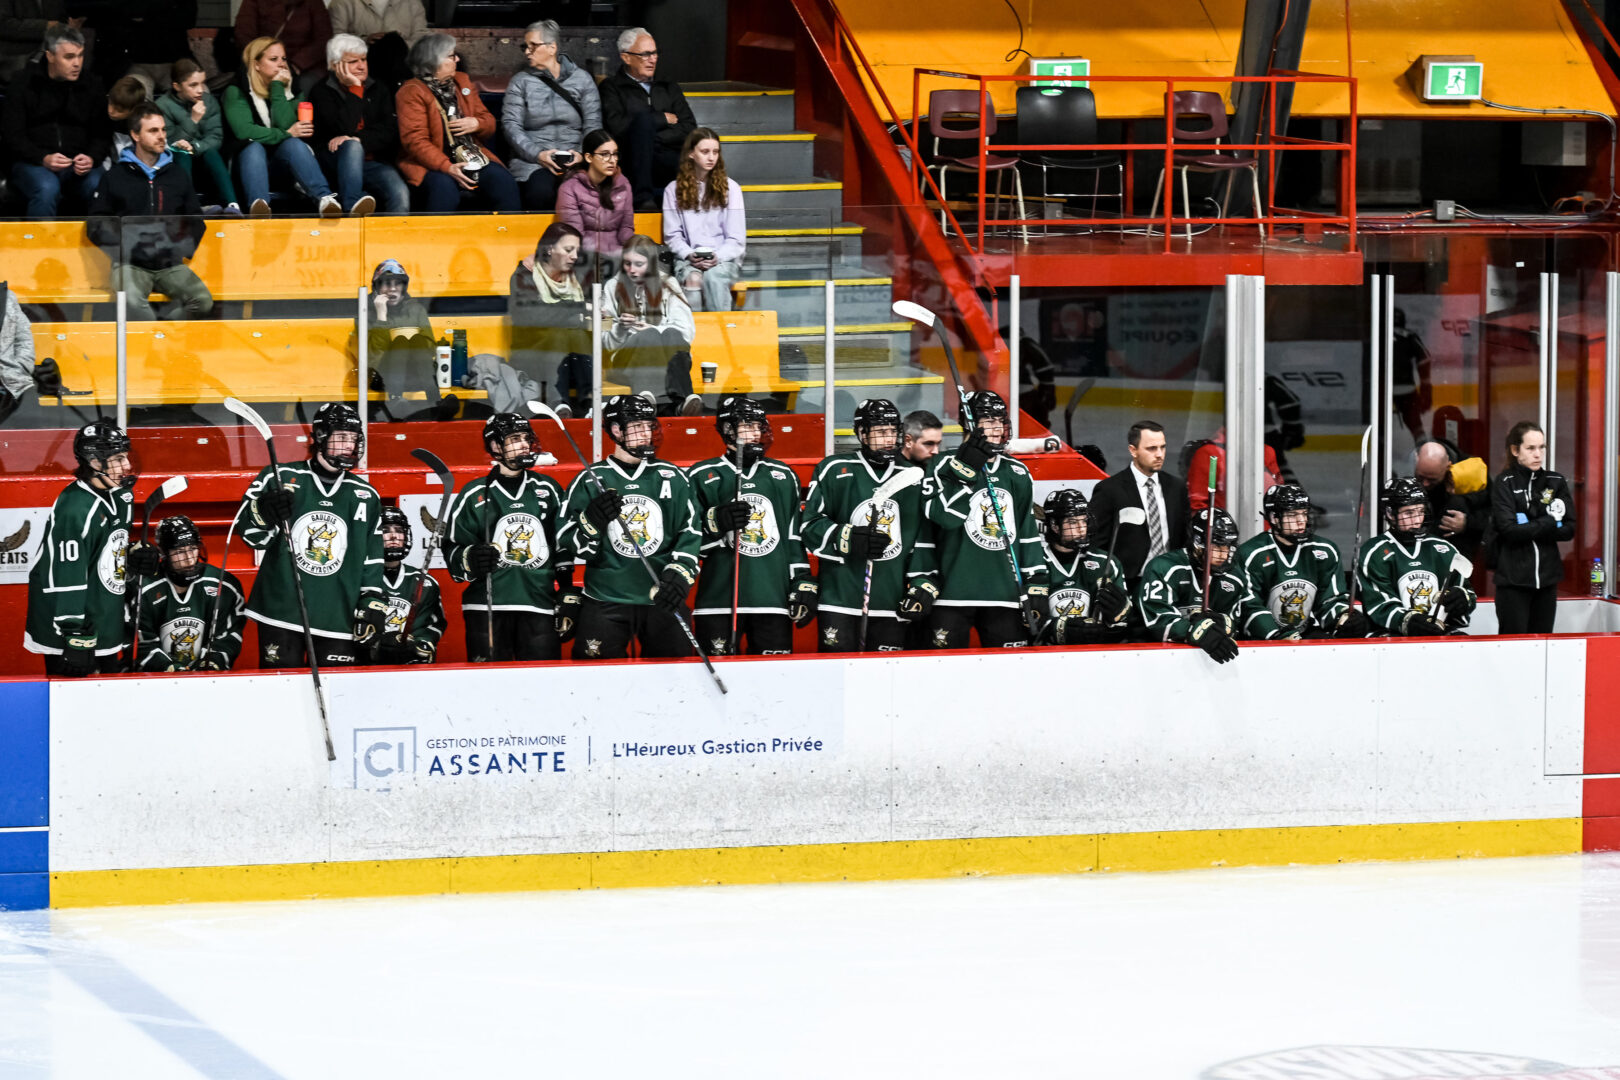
xmin=1088 ymin=420 xmax=1191 ymax=592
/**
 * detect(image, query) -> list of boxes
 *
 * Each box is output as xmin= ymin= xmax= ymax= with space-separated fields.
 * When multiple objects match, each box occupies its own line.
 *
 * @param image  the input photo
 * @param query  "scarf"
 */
xmin=530 ymin=260 xmax=583 ymax=304
xmin=424 ymin=76 xmax=464 ymax=155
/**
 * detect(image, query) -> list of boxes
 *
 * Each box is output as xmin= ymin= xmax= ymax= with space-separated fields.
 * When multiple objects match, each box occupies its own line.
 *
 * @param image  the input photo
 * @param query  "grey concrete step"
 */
xmin=685 ymin=83 xmax=795 ymax=133
xmin=740 ymin=180 xmax=843 ymax=219
xmin=735 ymin=269 xmax=894 ymax=327
xmin=720 ymin=133 xmax=815 ymax=183
xmin=778 ymin=325 xmax=914 ymax=368
xmin=743 ymin=225 xmax=864 ymax=269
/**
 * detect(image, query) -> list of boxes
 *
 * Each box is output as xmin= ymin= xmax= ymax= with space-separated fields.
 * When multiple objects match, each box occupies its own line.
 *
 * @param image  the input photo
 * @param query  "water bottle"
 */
xmin=1591 ymin=558 xmax=1606 ymax=598
xmin=434 ymin=336 xmax=452 ymax=390
xmin=451 ymin=329 xmax=469 ymax=387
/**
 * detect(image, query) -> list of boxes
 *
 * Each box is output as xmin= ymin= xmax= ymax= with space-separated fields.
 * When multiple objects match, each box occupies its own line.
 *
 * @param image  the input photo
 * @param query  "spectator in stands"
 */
xmin=107 ymin=0 xmax=197 ymax=100
xmin=158 ymin=58 xmax=240 ymax=213
xmin=85 ymin=105 xmax=213 ymax=321
xmin=327 ymin=0 xmax=425 ymax=90
xmin=508 ymin=221 xmax=591 ymax=417
xmin=556 ymin=129 xmax=633 ymax=283
xmin=0 ymin=280 xmax=36 ymax=424
xmin=599 ymin=27 xmax=695 ymax=211
xmin=359 ymin=258 xmax=435 ymax=400
xmin=396 ymin=32 xmax=520 ymax=213
xmin=234 ymin=0 xmax=330 ymax=91
xmin=662 ymin=127 xmax=744 ymax=313
xmin=102 ymin=75 xmax=149 ymax=172
xmin=902 ymin=410 xmax=944 ymax=467
xmin=1414 ymin=438 xmax=1488 ymax=564
xmin=2 ymin=25 xmax=108 ymax=218
xmin=309 ymin=34 xmax=408 ymax=215
xmin=223 ymin=36 xmax=341 ymax=217
xmin=502 ymin=19 xmax=600 ymax=212
xmin=601 ymin=233 xmax=699 ymax=416
xmin=0 ymin=1 xmax=80 ymax=86
xmin=1489 ymin=421 xmax=1574 ymax=635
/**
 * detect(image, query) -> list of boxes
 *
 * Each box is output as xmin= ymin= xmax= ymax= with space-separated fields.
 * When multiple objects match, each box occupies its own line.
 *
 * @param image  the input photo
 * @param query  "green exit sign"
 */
xmin=1028 ymin=57 xmax=1090 ymax=95
xmin=1410 ymin=55 xmax=1483 ymax=102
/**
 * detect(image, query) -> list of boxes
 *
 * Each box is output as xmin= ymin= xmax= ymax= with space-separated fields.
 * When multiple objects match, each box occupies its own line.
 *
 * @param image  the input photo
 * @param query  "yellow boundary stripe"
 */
xmin=50 ymin=818 xmax=1580 ymax=909
xmin=742 ymin=277 xmax=891 ymax=289
xmin=780 ymin=321 xmax=911 ymax=336
xmin=722 ymin=132 xmax=815 ymax=142
xmin=748 ymin=226 xmax=863 ymax=237
xmin=741 ymin=182 xmax=842 ymax=192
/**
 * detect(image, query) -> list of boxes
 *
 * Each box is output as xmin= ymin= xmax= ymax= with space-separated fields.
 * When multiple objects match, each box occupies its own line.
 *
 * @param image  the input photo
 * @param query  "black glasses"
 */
xmin=522 ymin=41 xmax=552 ymax=52
xmin=590 ymin=150 xmax=620 ymax=159
xmin=622 ymin=49 xmax=658 ymax=59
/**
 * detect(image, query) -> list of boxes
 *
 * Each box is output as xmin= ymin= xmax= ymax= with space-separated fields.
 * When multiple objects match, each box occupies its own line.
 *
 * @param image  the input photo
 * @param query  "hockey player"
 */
xmin=801 ymin=398 xmax=937 ymax=652
xmin=687 ymin=396 xmax=817 ymax=655
xmin=444 ymin=413 xmax=568 ymax=661
xmin=1358 ymin=476 xmax=1476 ymax=636
xmin=24 ymin=421 xmax=159 ymax=675
xmin=233 ymin=402 xmax=386 ymax=668
xmin=1037 ymin=488 xmax=1131 ymax=645
xmin=1236 ymin=484 xmax=1371 ymax=640
xmin=370 ymin=505 xmax=446 ymax=665
xmin=134 ymin=515 xmax=245 ymax=672
xmin=1137 ymin=507 xmax=1244 ymax=664
xmin=923 ymin=391 xmax=1046 ymax=648
xmin=559 ymin=393 xmax=702 ymax=659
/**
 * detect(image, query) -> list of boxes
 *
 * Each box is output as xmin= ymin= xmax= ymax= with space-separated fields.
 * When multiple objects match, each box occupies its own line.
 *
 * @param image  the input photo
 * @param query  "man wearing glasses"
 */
xmin=598 ymin=27 xmax=696 ymax=211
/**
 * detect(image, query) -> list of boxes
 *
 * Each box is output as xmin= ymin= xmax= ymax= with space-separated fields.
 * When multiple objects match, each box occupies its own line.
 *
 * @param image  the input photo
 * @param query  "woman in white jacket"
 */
xmin=601 ymin=234 xmax=701 ymax=416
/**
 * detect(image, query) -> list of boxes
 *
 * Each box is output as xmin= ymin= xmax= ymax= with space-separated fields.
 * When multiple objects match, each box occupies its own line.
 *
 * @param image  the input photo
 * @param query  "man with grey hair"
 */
xmin=2 ymin=24 xmax=108 ymax=217
xmin=902 ymin=409 xmax=945 ymax=468
xmin=598 ymin=26 xmax=696 ymax=211
xmin=308 ymin=33 xmax=408 ymax=214
xmin=0 ymin=1 xmax=81 ymax=85
xmin=502 ymin=18 xmax=602 ymax=211
xmin=327 ymin=0 xmax=425 ymax=88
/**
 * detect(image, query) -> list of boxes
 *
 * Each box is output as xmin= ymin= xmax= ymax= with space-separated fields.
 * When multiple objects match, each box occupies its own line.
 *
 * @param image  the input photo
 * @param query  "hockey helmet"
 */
xmin=715 ymin=395 xmax=773 ymax=467
xmin=1263 ymin=483 xmax=1314 ymax=543
xmin=483 ymin=412 xmax=539 ymax=469
xmin=310 ymin=402 xmax=364 ymax=470
xmin=852 ymin=398 xmax=901 ymax=466
xmin=1041 ymin=488 xmax=1092 ymax=551
xmin=1188 ymin=507 xmax=1240 ymax=573
xmin=156 ymin=514 xmax=206 ymax=583
xmin=605 ymin=394 xmax=662 ymax=460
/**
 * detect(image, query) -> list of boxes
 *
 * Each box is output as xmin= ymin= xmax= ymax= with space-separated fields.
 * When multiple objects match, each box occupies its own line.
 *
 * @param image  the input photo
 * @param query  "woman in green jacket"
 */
xmin=157 ymin=58 xmax=241 ymax=212
xmin=221 ymin=36 xmax=340 ymax=217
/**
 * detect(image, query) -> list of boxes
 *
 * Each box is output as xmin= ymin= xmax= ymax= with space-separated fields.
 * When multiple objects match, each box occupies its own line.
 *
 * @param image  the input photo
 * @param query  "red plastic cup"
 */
xmin=297 ymin=101 xmax=313 ymax=126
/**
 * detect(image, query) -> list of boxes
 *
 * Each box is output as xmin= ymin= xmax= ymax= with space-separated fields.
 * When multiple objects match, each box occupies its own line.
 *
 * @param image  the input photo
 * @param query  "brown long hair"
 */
xmin=672 ymin=127 xmax=729 ymax=212
xmin=614 ymin=234 xmax=667 ymax=314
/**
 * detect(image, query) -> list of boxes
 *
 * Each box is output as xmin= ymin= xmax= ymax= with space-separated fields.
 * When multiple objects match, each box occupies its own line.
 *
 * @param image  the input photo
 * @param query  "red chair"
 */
xmin=925 ymin=89 xmax=1029 ymax=243
xmin=1147 ymin=90 xmax=1265 ymax=241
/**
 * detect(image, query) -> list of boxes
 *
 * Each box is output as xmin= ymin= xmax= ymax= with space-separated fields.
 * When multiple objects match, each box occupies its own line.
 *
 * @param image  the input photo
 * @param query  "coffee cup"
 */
xmin=700 ymin=361 xmax=718 ymax=384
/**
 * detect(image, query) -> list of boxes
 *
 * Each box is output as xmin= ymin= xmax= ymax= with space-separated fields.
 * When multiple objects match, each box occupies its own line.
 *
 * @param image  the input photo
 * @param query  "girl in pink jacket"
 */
xmin=555 ymin=129 xmax=634 ymax=284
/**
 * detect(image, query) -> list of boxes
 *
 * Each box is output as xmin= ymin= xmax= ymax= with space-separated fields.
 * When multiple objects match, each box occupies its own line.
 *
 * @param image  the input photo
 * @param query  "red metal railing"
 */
xmin=909 ymin=70 xmax=1359 ymax=254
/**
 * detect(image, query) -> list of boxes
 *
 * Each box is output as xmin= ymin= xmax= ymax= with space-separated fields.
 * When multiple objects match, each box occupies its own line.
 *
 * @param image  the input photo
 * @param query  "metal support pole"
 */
xmin=356 ymin=286 xmax=369 ymax=472
xmin=1605 ymin=272 xmax=1619 ymax=596
xmin=1010 ymin=274 xmax=1022 ymax=441
xmin=1548 ymin=271 xmax=1560 ymax=472
xmin=1223 ymin=275 xmax=1266 ymax=536
xmin=1368 ymin=275 xmax=1382 ymax=527
xmin=824 ymin=280 xmax=836 ymax=456
xmin=1380 ymin=275 xmax=1394 ymax=483
xmin=115 ymin=290 xmax=128 ymax=430
xmin=591 ymin=282 xmax=603 ymax=462
xmin=1539 ymin=272 xmax=1552 ymax=446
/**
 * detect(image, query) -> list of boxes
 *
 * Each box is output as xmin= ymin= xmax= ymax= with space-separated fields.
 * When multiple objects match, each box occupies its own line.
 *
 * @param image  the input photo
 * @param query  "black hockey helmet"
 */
xmin=1188 ymin=507 xmax=1240 ymax=573
xmin=311 ymin=402 xmax=364 ymax=469
xmin=1382 ymin=476 xmax=1429 ymax=542
xmin=715 ymin=395 xmax=773 ymax=467
xmin=1263 ymin=483 xmax=1314 ymax=543
xmin=483 ymin=412 xmax=539 ymax=469
xmin=380 ymin=504 xmax=411 ymax=563
xmin=1041 ymin=488 xmax=1092 ymax=551
xmin=605 ymin=394 xmax=662 ymax=460
xmin=72 ymin=420 xmax=136 ymax=488
xmin=852 ymin=398 xmax=901 ymax=466
xmin=155 ymin=514 xmax=206 ymax=583
xmin=962 ymin=390 xmax=1010 ymax=449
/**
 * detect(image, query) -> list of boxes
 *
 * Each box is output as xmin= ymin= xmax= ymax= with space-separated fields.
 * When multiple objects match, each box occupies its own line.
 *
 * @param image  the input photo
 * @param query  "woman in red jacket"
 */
xmin=555 ymin=129 xmax=634 ymax=284
xmin=394 ymin=32 xmax=519 ymax=212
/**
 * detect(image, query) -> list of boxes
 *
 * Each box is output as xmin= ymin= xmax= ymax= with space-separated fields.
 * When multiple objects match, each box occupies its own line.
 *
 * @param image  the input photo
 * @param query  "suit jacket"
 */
xmin=1088 ymin=466 xmax=1190 ymax=581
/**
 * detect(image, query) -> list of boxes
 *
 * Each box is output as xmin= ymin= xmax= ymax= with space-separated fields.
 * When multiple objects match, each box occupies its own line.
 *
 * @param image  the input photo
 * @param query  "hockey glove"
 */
xmin=1023 ymin=585 xmax=1050 ymax=626
xmin=125 ymin=542 xmax=161 ymax=579
xmin=555 ymin=585 xmax=582 ymax=642
xmin=582 ymin=489 xmax=625 ymax=535
xmin=352 ymin=597 xmax=389 ymax=646
xmin=945 ymin=431 xmax=994 ymax=484
xmin=411 ymin=637 xmax=435 ymax=664
xmin=60 ymin=632 xmax=98 ymax=677
xmin=1094 ymin=580 xmax=1132 ymax=624
xmin=788 ymin=576 xmax=819 ymax=627
xmin=837 ymin=523 xmax=891 ymax=561
xmin=252 ymin=486 xmax=294 ymax=528
xmin=896 ymin=579 xmax=939 ymax=623
xmin=706 ymin=499 xmax=752 ymax=536
xmin=375 ymin=632 xmax=413 ymax=665
xmin=462 ymin=543 xmax=501 ymax=577
xmin=653 ymin=563 xmax=695 ymax=613
xmin=196 ymin=650 xmax=232 ymax=672
xmin=1054 ymin=615 xmax=1121 ymax=646
xmin=1335 ymin=607 xmax=1373 ymax=639
xmin=1438 ymin=586 xmax=1475 ymax=617
xmin=1400 ymin=610 xmax=1446 ymax=637
xmin=1188 ymin=611 xmax=1239 ymax=664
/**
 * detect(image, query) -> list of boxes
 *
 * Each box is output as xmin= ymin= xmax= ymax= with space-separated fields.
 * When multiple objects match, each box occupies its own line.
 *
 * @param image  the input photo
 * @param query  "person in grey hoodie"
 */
xmin=500 ymin=18 xmax=600 ymax=211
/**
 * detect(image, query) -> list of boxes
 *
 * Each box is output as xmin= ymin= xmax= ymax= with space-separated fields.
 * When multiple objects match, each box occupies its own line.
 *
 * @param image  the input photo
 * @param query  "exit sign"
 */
xmin=1409 ymin=55 xmax=1483 ymax=102
xmin=1027 ymin=57 xmax=1090 ymax=94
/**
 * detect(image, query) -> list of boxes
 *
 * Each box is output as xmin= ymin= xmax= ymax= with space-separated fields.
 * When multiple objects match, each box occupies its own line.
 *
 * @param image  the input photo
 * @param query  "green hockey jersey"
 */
xmin=135 ymin=569 xmax=246 ymax=671
xmin=1235 ymin=534 xmax=1352 ymax=640
xmin=444 ymin=469 xmax=568 ymax=614
xmin=558 ymin=457 xmax=702 ymax=606
xmin=1041 ymin=541 xmax=1126 ymax=623
xmin=1137 ymin=549 xmax=1248 ymax=643
xmin=376 ymin=564 xmax=447 ymax=657
xmin=925 ymin=451 xmax=1046 ymax=607
xmin=24 ymin=479 xmax=135 ymax=656
xmin=687 ymin=455 xmax=810 ymax=616
xmin=234 ymin=461 xmax=384 ymax=640
xmin=1356 ymin=532 xmax=1475 ymax=631
xmin=800 ymin=452 xmax=935 ymax=618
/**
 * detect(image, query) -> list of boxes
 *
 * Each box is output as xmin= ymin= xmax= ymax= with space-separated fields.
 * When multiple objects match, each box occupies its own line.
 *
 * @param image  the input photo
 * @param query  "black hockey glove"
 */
xmin=1335 ymin=607 xmax=1373 ymax=639
xmin=352 ymin=597 xmax=389 ymax=646
xmin=896 ymin=579 xmax=938 ymax=623
xmin=1188 ymin=611 xmax=1239 ymax=664
xmin=125 ymin=542 xmax=161 ymax=579
xmin=1022 ymin=585 xmax=1050 ymax=627
xmin=837 ymin=522 xmax=890 ymax=561
xmin=788 ymin=576 xmax=819 ymax=627
xmin=1094 ymin=580 xmax=1131 ymax=624
xmin=196 ymin=650 xmax=232 ymax=672
xmin=462 ymin=543 xmax=500 ymax=577
xmin=252 ymin=486 xmax=294 ymax=528
xmin=582 ymin=489 xmax=625 ymax=534
xmin=60 ymin=631 xmax=97 ymax=677
xmin=1438 ymin=586 xmax=1475 ymax=617
xmin=1054 ymin=615 xmax=1120 ymax=646
xmin=375 ymin=632 xmax=413 ymax=665
xmin=555 ymin=584 xmax=583 ymax=642
xmin=945 ymin=431 xmax=994 ymax=484
xmin=1400 ymin=610 xmax=1446 ymax=637
xmin=706 ymin=499 xmax=751 ymax=536
xmin=411 ymin=637 xmax=435 ymax=664
xmin=653 ymin=563 xmax=695 ymax=613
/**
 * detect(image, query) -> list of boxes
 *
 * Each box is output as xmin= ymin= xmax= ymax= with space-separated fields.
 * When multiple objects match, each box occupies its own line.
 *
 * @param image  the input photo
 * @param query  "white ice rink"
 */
xmin=4 ymin=854 xmax=1620 ymax=1078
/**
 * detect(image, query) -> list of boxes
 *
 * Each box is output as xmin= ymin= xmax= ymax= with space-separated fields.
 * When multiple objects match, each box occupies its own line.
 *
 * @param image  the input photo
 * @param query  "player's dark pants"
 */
xmin=256 ymin=623 xmax=362 ymax=668
xmin=927 ymin=606 xmax=1030 ymax=649
xmin=694 ymin=613 xmax=793 ymax=656
xmin=465 ymin=610 xmax=559 ymax=662
xmin=573 ymin=599 xmax=693 ymax=660
xmin=42 ymin=653 xmax=125 ymax=676
xmin=1494 ymin=583 xmax=1558 ymax=635
xmin=816 ymin=610 xmax=908 ymax=653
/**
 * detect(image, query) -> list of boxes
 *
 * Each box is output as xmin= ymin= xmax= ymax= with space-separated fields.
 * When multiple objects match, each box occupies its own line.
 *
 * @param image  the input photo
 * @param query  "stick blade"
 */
xmin=1117 ymin=506 xmax=1147 ymax=526
xmin=871 ymin=465 xmax=925 ymax=502
xmin=223 ymin=396 xmax=273 ymax=440
xmin=1452 ymin=553 xmax=1474 ymax=580
xmin=891 ymin=300 xmax=936 ymax=329
xmin=526 ymin=400 xmax=562 ymax=424
xmin=410 ymin=447 xmax=451 ymax=479
xmin=159 ymin=474 xmax=188 ymax=500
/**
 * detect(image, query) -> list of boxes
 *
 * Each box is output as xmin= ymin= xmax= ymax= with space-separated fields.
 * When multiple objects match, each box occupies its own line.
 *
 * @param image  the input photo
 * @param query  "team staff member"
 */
xmin=1088 ymin=420 xmax=1190 ymax=595
xmin=1488 ymin=421 xmax=1574 ymax=635
xmin=901 ymin=409 xmax=944 ymax=468
xmin=371 ymin=505 xmax=445 ymax=665
xmin=1358 ymin=477 xmax=1475 ymax=636
xmin=1137 ymin=507 xmax=1244 ymax=664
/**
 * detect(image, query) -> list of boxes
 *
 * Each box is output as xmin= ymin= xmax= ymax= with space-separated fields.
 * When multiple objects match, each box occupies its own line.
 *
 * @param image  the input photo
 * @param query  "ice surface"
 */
xmin=4 ymin=853 xmax=1620 ymax=1078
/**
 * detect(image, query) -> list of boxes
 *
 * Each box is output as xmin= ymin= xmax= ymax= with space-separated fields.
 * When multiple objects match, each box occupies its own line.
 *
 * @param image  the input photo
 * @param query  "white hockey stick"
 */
xmin=1436 ymin=553 xmax=1474 ymax=630
xmin=127 ymin=474 xmax=188 ymax=668
xmin=859 ymin=465 xmax=925 ymax=650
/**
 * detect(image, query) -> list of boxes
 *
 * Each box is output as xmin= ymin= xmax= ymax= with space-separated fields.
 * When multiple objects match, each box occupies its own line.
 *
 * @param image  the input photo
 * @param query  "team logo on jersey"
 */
xmin=822 ymin=626 xmax=840 ymax=646
xmin=583 ymin=639 xmax=602 ymax=657
xmin=1269 ymin=578 xmax=1318 ymax=628
xmin=1398 ymin=570 xmax=1440 ymax=613
xmin=849 ymin=498 xmax=902 ymax=561
xmin=1050 ymin=587 xmax=1091 ymax=619
xmin=162 ymin=616 xmax=206 ymax=667
xmin=608 ymin=495 xmax=663 ymax=558
xmin=965 ymin=488 xmax=1015 ymax=551
xmin=97 ymin=527 xmax=131 ymax=594
xmin=932 ymin=627 xmax=951 ymax=647
xmin=711 ymin=637 xmax=729 ymax=654
xmin=736 ymin=494 xmax=779 ymax=557
xmin=292 ymin=511 xmax=347 ymax=576
xmin=496 ymin=512 xmax=550 ymax=568
xmin=383 ymin=596 xmax=411 ymax=637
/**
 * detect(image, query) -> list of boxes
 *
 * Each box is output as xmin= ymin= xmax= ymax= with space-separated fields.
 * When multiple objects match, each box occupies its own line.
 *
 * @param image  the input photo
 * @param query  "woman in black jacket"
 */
xmin=1488 ymin=421 xmax=1574 ymax=634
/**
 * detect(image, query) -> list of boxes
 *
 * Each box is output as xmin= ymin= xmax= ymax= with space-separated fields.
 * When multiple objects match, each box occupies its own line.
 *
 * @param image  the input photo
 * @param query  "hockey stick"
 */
xmin=893 ymin=300 xmax=1037 ymax=641
xmin=201 ymin=508 xmax=239 ymax=665
xmin=729 ymin=439 xmax=743 ymax=656
xmin=1436 ymin=552 xmax=1474 ymax=630
xmin=126 ymin=474 xmax=188 ymax=668
xmin=528 ymin=400 xmax=727 ymax=694
xmin=857 ymin=464 xmax=925 ymax=651
xmin=405 ymin=448 xmax=455 ymax=643
xmin=223 ymin=396 xmax=335 ymax=761
xmin=1349 ymin=424 xmax=1372 ymax=603
xmin=1093 ymin=504 xmax=1146 ymax=623
xmin=1200 ymin=455 xmax=1217 ymax=605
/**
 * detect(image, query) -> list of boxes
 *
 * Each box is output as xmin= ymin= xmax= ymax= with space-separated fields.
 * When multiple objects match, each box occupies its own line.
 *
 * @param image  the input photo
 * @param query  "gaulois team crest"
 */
xmin=734 ymin=493 xmax=779 ymax=557
xmin=609 ymin=495 xmax=663 ymax=557
xmin=161 ymin=616 xmax=207 ymax=666
xmin=495 ymin=512 xmax=549 ymax=567
xmin=292 ymin=511 xmax=348 ymax=576
xmin=849 ymin=497 xmax=902 ymax=560
xmin=1049 ymin=587 xmax=1091 ymax=619
xmin=1269 ymin=579 xmax=1318 ymax=627
xmin=97 ymin=528 xmax=131 ymax=594
xmin=965 ymin=489 xmax=1015 ymax=551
